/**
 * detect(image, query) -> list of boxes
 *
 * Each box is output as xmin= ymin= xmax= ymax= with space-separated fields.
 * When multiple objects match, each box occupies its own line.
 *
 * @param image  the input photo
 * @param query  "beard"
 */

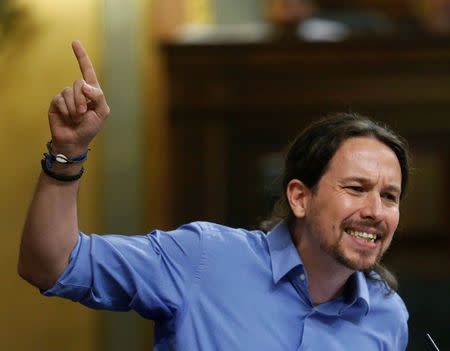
xmin=323 ymin=231 xmax=384 ymax=272
xmin=307 ymin=217 xmax=389 ymax=272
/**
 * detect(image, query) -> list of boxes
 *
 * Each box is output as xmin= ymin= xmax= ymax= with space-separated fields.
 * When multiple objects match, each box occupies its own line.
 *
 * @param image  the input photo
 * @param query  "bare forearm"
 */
xmin=18 ymin=166 xmax=82 ymax=290
xmin=19 ymin=40 xmax=109 ymax=290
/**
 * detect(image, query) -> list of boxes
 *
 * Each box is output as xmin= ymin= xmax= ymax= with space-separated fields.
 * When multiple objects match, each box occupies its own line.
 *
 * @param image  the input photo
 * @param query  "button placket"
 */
xmin=298 ymin=309 xmax=317 ymax=351
xmin=290 ymin=276 xmax=313 ymax=307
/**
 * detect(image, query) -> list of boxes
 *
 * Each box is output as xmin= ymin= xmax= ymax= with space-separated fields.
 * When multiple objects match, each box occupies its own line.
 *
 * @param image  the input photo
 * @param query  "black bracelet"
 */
xmin=41 ymin=159 xmax=84 ymax=182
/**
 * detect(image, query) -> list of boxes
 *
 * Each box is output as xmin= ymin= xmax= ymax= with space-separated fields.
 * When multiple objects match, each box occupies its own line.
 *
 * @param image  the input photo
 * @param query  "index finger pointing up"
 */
xmin=72 ymin=40 xmax=100 ymax=88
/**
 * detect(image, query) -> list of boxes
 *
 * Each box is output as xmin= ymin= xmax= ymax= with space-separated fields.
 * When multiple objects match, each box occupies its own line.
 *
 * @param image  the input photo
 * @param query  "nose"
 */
xmin=360 ymin=192 xmax=383 ymax=220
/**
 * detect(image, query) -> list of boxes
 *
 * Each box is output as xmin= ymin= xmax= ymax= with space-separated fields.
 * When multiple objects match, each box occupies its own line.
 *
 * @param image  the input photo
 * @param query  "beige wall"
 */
xmin=1 ymin=0 xmax=171 ymax=349
xmin=0 ymin=1 xmax=103 ymax=350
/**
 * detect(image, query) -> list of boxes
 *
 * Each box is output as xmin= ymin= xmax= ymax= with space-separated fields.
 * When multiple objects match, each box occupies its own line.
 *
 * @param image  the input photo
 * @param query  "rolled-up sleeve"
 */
xmin=42 ymin=222 xmax=204 ymax=321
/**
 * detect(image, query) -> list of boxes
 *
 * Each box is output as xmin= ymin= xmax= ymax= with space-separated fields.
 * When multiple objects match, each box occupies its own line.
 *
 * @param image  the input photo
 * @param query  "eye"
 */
xmin=347 ymin=186 xmax=364 ymax=192
xmin=382 ymin=192 xmax=398 ymax=203
xmin=386 ymin=194 xmax=398 ymax=203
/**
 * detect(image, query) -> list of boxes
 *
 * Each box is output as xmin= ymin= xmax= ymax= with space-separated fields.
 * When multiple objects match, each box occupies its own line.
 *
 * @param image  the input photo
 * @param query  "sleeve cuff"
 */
xmin=40 ymin=232 xmax=84 ymax=296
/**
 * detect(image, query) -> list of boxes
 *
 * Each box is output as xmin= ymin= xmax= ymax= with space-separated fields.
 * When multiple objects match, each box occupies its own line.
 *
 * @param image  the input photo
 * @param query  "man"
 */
xmin=18 ymin=41 xmax=409 ymax=350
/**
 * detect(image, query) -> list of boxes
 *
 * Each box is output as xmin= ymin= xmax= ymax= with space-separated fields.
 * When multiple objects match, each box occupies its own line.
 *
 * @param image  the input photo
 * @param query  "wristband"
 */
xmin=44 ymin=141 xmax=89 ymax=168
xmin=41 ymin=159 xmax=84 ymax=182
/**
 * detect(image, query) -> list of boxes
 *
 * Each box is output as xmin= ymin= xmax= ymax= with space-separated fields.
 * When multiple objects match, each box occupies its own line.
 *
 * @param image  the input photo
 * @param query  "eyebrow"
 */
xmin=341 ymin=177 xmax=401 ymax=194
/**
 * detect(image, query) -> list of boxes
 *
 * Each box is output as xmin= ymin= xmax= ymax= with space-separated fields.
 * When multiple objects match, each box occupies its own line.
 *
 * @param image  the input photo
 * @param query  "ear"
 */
xmin=286 ymin=179 xmax=311 ymax=219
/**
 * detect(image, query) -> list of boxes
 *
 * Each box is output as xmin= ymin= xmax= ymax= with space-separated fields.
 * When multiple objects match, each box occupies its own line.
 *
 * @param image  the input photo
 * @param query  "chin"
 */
xmin=336 ymin=252 xmax=380 ymax=272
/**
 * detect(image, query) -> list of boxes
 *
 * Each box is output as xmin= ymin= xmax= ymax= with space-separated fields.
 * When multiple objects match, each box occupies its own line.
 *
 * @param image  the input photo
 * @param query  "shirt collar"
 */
xmin=266 ymin=221 xmax=304 ymax=284
xmin=267 ymin=221 xmax=371 ymax=318
xmin=342 ymin=271 xmax=371 ymax=317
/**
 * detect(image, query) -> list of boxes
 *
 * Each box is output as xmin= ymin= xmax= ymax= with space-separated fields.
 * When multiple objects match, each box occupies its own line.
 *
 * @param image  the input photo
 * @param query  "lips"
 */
xmin=345 ymin=229 xmax=378 ymax=243
xmin=341 ymin=219 xmax=386 ymax=244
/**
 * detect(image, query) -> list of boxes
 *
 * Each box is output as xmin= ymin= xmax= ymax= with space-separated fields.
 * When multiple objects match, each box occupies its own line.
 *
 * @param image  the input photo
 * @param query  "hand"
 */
xmin=48 ymin=40 xmax=110 ymax=157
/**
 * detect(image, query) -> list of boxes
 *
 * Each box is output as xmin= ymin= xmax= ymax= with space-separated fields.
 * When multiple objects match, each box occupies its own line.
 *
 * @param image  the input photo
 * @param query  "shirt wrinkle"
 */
xmin=171 ymin=222 xmax=207 ymax=333
xmin=42 ymin=222 xmax=409 ymax=351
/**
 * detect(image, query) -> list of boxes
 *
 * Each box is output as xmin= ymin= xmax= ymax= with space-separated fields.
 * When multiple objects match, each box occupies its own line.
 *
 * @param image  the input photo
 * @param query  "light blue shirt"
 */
xmin=43 ymin=221 xmax=408 ymax=350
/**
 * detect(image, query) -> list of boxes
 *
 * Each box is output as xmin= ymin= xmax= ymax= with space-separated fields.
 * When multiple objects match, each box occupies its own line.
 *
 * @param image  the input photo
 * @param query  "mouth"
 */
xmin=345 ymin=229 xmax=380 ymax=244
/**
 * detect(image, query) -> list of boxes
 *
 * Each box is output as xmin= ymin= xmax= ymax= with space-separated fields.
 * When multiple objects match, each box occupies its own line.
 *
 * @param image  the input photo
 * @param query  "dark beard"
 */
xmin=326 ymin=235 xmax=383 ymax=272
xmin=331 ymin=218 xmax=388 ymax=271
xmin=305 ymin=210 xmax=388 ymax=272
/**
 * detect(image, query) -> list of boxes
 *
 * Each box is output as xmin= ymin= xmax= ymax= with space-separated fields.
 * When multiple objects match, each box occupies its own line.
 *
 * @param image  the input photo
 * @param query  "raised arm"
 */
xmin=18 ymin=41 xmax=110 ymax=290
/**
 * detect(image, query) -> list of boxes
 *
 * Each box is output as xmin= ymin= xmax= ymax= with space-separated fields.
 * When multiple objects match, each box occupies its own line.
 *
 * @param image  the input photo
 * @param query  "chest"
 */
xmin=177 ymin=273 xmax=391 ymax=351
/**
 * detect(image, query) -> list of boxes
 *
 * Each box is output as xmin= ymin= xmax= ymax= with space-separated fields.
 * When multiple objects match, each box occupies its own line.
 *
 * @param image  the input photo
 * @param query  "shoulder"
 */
xmin=364 ymin=275 xmax=409 ymax=349
xmin=366 ymin=274 xmax=409 ymax=323
xmin=195 ymin=221 xmax=267 ymax=242
xmin=184 ymin=221 xmax=270 ymax=257
xmin=88 ymin=222 xmax=266 ymax=256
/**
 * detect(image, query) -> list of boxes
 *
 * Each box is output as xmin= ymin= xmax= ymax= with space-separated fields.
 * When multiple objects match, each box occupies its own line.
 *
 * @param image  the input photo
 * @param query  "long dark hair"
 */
xmin=261 ymin=112 xmax=411 ymax=293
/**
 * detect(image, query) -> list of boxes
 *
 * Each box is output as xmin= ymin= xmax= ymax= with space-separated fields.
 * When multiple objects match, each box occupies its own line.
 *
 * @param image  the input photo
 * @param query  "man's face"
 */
xmin=304 ymin=137 xmax=402 ymax=272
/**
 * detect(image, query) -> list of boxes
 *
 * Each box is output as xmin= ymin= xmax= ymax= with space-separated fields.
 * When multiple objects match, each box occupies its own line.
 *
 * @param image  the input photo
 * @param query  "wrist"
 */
xmin=50 ymin=140 xmax=90 ymax=159
xmin=41 ymin=159 xmax=84 ymax=182
xmin=43 ymin=158 xmax=85 ymax=176
xmin=44 ymin=141 xmax=89 ymax=169
xmin=41 ymin=140 xmax=88 ymax=182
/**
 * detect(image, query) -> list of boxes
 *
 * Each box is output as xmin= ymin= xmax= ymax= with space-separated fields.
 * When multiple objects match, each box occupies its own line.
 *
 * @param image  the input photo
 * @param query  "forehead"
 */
xmin=325 ymin=137 xmax=402 ymax=186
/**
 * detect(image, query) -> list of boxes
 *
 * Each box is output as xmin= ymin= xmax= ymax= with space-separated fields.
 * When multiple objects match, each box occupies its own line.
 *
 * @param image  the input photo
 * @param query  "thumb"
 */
xmin=81 ymin=83 xmax=110 ymax=118
xmin=81 ymin=82 xmax=102 ymax=100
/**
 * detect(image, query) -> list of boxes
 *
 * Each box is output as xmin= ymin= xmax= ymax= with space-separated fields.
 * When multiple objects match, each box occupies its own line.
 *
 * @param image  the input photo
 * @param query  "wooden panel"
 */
xmin=162 ymin=38 xmax=450 ymax=242
xmin=318 ymin=0 xmax=411 ymax=18
xmin=161 ymin=38 xmax=450 ymax=351
xmin=165 ymin=40 xmax=450 ymax=116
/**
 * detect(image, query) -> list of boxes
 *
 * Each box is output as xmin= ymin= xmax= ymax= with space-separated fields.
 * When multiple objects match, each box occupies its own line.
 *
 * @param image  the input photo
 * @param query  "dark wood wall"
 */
xmin=162 ymin=38 xmax=449 ymax=231
xmin=318 ymin=0 xmax=411 ymax=18
xmin=160 ymin=37 xmax=450 ymax=350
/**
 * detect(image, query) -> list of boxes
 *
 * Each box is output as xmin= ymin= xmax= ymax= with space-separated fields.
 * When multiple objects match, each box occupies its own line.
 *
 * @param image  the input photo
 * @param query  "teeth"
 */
xmin=347 ymin=230 xmax=377 ymax=243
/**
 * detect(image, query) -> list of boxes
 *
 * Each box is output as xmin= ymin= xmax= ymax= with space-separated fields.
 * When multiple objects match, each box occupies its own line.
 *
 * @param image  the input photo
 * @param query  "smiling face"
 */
xmin=301 ymin=136 xmax=402 ymax=272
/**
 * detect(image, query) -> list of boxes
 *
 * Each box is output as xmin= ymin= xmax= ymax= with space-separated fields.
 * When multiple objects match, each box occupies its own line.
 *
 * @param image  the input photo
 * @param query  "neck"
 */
xmin=290 ymin=222 xmax=354 ymax=306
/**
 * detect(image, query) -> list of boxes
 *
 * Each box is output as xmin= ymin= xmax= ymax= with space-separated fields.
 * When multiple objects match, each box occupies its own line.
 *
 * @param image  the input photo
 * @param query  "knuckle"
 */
xmin=98 ymin=104 xmax=110 ymax=119
xmin=62 ymin=87 xmax=72 ymax=95
xmin=52 ymin=94 xmax=61 ymax=103
xmin=76 ymin=93 xmax=87 ymax=103
xmin=93 ymin=87 xmax=103 ymax=97
xmin=60 ymin=108 xmax=69 ymax=117
xmin=57 ymin=96 xmax=66 ymax=106
xmin=55 ymin=100 xmax=68 ymax=116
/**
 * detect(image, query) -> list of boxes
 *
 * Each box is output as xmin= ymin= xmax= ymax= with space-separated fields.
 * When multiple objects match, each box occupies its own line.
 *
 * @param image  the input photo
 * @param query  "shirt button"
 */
xmin=300 ymin=274 xmax=306 ymax=281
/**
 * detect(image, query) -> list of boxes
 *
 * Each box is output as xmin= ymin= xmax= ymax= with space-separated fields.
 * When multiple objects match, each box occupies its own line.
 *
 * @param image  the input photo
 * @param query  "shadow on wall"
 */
xmin=0 ymin=0 xmax=36 ymax=47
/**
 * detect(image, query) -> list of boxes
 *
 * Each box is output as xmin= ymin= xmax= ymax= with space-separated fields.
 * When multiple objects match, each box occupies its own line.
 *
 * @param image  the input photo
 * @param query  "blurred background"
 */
xmin=1 ymin=0 xmax=449 ymax=350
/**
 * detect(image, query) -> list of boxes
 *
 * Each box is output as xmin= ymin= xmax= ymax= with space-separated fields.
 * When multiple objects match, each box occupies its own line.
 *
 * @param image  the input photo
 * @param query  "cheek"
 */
xmin=331 ymin=197 xmax=360 ymax=225
xmin=388 ymin=208 xmax=400 ymax=232
xmin=335 ymin=192 xmax=360 ymax=211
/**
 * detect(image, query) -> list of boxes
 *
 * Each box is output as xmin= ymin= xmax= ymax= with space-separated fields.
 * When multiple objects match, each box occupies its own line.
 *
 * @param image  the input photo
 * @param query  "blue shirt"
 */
xmin=43 ymin=221 xmax=408 ymax=351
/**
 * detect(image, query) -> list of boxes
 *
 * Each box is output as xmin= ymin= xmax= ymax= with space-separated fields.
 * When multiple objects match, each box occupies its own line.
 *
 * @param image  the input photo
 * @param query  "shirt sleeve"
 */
xmin=42 ymin=222 xmax=204 ymax=321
